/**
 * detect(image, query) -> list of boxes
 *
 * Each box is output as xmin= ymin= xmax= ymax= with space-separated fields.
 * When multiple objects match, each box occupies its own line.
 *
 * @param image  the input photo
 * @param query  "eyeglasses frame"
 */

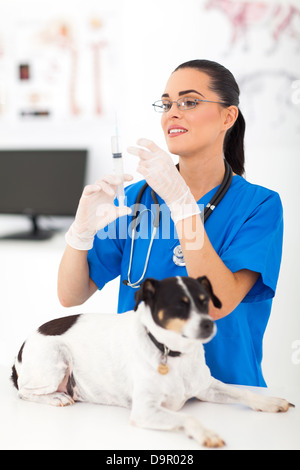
xmin=152 ymin=97 xmax=229 ymax=113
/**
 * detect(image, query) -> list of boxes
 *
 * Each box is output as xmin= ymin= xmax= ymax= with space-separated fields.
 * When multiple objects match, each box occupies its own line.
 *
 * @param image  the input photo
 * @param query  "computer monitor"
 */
xmin=0 ymin=149 xmax=88 ymax=240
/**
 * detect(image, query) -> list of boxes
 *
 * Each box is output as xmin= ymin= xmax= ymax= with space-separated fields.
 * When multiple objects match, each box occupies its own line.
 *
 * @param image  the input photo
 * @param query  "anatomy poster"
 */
xmin=0 ymin=1 xmax=120 ymax=120
xmin=0 ymin=0 xmax=298 ymax=140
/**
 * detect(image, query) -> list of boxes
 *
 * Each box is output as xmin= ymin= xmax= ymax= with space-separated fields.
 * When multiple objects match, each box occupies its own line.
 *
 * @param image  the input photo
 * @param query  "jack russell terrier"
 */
xmin=11 ymin=276 xmax=294 ymax=448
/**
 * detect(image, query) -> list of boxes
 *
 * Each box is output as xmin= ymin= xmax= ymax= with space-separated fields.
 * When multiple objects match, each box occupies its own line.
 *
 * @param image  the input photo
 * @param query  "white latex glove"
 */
xmin=65 ymin=174 xmax=133 ymax=250
xmin=127 ymin=138 xmax=200 ymax=224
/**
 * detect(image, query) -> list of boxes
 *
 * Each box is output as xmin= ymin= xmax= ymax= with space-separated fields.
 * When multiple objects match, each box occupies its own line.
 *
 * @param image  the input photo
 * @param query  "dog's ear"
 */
xmin=197 ymin=276 xmax=222 ymax=309
xmin=134 ymin=278 xmax=159 ymax=311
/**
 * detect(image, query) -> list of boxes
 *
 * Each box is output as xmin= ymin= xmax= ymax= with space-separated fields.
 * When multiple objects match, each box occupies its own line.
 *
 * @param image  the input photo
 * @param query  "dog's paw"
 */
xmin=185 ymin=417 xmax=225 ymax=449
xmin=45 ymin=393 xmax=75 ymax=407
xmin=202 ymin=429 xmax=226 ymax=448
xmin=19 ymin=390 xmax=75 ymax=407
xmin=252 ymin=396 xmax=295 ymax=413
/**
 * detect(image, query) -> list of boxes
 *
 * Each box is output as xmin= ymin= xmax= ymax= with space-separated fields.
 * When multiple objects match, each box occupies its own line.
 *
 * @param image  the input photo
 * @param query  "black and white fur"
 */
xmin=11 ymin=276 xmax=294 ymax=448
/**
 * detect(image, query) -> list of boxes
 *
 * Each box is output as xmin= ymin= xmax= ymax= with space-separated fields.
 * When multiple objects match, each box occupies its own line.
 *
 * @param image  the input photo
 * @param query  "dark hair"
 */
xmin=174 ymin=60 xmax=245 ymax=176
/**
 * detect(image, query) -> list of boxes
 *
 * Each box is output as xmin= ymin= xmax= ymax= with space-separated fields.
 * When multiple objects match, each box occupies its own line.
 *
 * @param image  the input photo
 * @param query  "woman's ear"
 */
xmin=223 ymin=106 xmax=239 ymax=131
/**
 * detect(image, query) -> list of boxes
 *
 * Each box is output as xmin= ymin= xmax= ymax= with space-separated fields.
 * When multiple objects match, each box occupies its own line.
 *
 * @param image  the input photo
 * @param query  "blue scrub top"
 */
xmin=87 ymin=175 xmax=283 ymax=387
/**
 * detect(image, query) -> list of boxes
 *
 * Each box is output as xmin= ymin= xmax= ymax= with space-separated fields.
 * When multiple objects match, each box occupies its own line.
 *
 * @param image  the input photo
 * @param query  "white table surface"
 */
xmin=0 ymin=364 xmax=299 ymax=451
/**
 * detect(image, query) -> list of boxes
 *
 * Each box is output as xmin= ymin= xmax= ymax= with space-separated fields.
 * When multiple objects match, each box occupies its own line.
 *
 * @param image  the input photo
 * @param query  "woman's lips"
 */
xmin=168 ymin=126 xmax=188 ymax=137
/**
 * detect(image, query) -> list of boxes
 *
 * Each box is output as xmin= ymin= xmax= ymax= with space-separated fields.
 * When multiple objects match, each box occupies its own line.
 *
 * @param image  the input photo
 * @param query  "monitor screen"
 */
xmin=0 ymin=149 xmax=87 ymax=217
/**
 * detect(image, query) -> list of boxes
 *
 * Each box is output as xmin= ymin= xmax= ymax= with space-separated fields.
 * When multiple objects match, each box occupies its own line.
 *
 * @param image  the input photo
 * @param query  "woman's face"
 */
xmin=160 ymin=68 xmax=234 ymax=158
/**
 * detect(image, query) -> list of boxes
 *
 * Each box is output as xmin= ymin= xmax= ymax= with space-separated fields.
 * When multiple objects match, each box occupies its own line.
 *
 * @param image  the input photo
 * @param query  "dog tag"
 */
xmin=158 ymin=363 xmax=170 ymax=375
xmin=158 ymin=346 xmax=170 ymax=375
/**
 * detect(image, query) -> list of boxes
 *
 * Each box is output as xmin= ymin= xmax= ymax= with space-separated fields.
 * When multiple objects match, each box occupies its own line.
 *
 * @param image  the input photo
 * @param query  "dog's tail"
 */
xmin=11 ymin=365 xmax=19 ymax=390
xmin=11 ymin=341 xmax=25 ymax=390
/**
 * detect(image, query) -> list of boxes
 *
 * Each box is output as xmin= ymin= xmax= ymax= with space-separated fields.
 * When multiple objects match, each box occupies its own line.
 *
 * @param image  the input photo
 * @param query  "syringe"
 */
xmin=111 ymin=133 xmax=125 ymax=208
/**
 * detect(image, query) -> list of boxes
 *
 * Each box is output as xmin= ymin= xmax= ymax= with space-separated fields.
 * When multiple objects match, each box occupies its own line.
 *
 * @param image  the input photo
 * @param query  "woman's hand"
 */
xmin=65 ymin=174 xmax=133 ymax=250
xmin=127 ymin=138 xmax=200 ymax=224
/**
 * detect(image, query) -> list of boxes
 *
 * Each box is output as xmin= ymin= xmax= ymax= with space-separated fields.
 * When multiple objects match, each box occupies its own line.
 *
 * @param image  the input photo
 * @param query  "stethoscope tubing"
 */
xmin=124 ymin=187 xmax=160 ymax=288
xmin=203 ymin=160 xmax=233 ymax=223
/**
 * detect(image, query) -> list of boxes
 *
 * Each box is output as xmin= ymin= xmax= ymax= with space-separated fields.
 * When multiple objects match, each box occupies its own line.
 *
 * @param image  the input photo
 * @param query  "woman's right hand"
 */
xmin=65 ymin=174 xmax=133 ymax=250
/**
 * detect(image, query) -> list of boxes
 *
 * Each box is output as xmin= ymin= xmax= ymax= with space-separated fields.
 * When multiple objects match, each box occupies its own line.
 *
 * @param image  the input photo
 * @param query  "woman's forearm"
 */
xmin=57 ymin=245 xmax=98 ymax=307
xmin=176 ymin=214 xmax=259 ymax=319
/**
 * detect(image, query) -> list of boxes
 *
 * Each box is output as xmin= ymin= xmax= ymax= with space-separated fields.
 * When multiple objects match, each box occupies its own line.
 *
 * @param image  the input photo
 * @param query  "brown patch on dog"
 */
xmin=158 ymin=310 xmax=164 ymax=322
xmin=38 ymin=314 xmax=81 ymax=336
xmin=165 ymin=318 xmax=187 ymax=334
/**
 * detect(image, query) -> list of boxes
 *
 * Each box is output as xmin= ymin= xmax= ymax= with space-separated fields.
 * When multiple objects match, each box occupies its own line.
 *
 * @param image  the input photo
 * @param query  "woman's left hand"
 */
xmin=127 ymin=138 xmax=200 ymax=224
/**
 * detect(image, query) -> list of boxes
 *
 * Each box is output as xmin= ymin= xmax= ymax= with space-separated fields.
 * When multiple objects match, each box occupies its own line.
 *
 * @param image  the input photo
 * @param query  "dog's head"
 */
xmin=134 ymin=276 xmax=221 ymax=343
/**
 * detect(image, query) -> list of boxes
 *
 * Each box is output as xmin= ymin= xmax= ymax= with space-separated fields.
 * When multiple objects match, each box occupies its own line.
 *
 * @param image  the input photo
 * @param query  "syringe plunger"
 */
xmin=111 ymin=135 xmax=122 ymax=156
xmin=111 ymin=134 xmax=125 ymax=207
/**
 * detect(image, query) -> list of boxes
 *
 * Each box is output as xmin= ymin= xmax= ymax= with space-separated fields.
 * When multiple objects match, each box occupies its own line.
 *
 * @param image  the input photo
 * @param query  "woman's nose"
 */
xmin=167 ymin=101 xmax=182 ymax=118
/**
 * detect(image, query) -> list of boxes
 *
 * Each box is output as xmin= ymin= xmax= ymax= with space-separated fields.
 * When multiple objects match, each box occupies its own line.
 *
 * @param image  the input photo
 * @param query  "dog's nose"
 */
xmin=200 ymin=318 xmax=214 ymax=339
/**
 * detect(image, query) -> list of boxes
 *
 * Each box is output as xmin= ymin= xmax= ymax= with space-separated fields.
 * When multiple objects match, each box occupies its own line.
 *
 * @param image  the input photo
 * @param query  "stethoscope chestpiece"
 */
xmin=173 ymin=245 xmax=186 ymax=267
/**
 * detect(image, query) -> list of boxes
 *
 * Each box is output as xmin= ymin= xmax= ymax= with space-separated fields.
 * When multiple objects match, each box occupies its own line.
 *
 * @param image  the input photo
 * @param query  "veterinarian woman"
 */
xmin=58 ymin=60 xmax=283 ymax=388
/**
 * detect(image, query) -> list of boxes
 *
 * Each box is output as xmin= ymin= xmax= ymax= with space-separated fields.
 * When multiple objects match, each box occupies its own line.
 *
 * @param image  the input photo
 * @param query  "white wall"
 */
xmin=0 ymin=0 xmax=299 ymax=391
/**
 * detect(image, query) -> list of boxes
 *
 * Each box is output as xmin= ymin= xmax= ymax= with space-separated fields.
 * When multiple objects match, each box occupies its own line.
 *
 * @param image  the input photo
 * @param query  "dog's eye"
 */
xmin=199 ymin=294 xmax=208 ymax=303
xmin=180 ymin=296 xmax=190 ymax=305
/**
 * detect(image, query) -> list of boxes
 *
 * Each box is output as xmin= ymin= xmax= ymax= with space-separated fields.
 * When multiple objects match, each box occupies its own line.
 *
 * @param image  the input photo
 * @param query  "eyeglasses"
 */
xmin=152 ymin=97 xmax=228 ymax=113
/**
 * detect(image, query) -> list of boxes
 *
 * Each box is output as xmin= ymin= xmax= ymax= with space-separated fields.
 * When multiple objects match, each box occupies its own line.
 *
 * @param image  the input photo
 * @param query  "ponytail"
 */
xmin=224 ymin=109 xmax=245 ymax=176
xmin=174 ymin=60 xmax=246 ymax=176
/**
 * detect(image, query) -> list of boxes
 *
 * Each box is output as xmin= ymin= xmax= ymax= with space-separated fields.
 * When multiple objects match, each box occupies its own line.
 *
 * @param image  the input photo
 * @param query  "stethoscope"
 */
xmin=123 ymin=160 xmax=233 ymax=289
